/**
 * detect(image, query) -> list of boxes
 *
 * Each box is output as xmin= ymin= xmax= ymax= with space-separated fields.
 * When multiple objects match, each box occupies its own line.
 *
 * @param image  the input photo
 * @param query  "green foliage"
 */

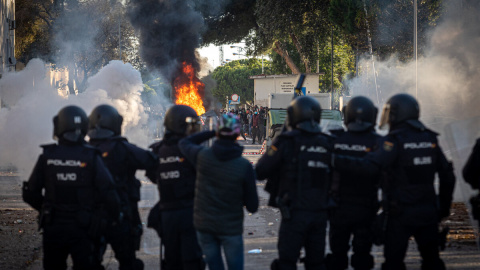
xmin=200 ymin=0 xmax=257 ymax=46
xmin=210 ymin=59 xmax=272 ymax=105
xmin=317 ymin=33 xmax=355 ymax=93
xmin=329 ymin=0 xmax=443 ymax=60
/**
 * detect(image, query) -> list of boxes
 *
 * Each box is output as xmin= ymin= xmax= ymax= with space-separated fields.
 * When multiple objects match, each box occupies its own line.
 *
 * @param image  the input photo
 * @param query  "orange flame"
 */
xmin=173 ymin=62 xmax=206 ymax=115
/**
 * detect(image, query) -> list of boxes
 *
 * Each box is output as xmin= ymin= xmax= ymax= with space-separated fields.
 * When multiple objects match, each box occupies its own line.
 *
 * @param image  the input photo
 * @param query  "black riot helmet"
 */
xmin=87 ymin=104 xmax=123 ymax=139
xmin=379 ymin=93 xmax=420 ymax=129
xmin=53 ymin=105 xmax=88 ymax=143
xmin=164 ymin=105 xmax=201 ymax=136
xmin=343 ymin=96 xmax=378 ymax=132
xmin=287 ymin=96 xmax=322 ymax=133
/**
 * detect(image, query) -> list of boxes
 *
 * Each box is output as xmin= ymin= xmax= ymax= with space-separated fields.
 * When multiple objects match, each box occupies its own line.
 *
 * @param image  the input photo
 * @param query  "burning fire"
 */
xmin=173 ymin=62 xmax=206 ymax=115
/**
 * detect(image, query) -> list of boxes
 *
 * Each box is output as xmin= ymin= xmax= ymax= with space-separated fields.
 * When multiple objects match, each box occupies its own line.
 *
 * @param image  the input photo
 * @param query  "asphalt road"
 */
xmin=1 ymin=139 xmax=478 ymax=269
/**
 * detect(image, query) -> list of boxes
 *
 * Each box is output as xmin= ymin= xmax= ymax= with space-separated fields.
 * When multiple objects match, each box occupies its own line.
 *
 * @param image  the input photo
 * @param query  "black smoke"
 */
xmin=128 ymin=0 xmax=205 ymax=82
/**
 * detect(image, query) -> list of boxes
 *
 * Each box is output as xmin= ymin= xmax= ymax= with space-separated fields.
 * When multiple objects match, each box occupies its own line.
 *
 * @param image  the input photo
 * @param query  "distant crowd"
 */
xmin=219 ymin=106 xmax=268 ymax=144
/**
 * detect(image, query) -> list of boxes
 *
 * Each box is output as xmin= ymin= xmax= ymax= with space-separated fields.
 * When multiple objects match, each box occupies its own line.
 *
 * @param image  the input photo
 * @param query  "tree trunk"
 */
xmin=67 ymin=61 xmax=76 ymax=95
xmin=273 ymin=40 xmax=301 ymax=74
xmin=290 ymin=33 xmax=311 ymax=73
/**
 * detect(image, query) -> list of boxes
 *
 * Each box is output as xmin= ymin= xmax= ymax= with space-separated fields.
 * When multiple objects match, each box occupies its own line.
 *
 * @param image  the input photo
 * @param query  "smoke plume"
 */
xmin=348 ymin=0 xmax=480 ymax=200
xmin=0 ymin=60 xmax=150 ymax=176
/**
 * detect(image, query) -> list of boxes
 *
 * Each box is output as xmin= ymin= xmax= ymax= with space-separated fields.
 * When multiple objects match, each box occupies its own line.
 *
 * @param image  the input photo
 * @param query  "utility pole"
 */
xmin=219 ymin=46 xmax=224 ymax=66
xmin=331 ymin=26 xmax=334 ymax=109
xmin=414 ymin=0 xmax=418 ymax=98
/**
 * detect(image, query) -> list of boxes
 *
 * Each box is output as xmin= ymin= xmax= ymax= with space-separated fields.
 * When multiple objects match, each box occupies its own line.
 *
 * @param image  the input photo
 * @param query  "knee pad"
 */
xmin=381 ymin=262 xmax=406 ymax=270
xmin=421 ymin=259 xmax=445 ymax=270
xmin=351 ymin=253 xmax=374 ymax=270
xmin=271 ymin=259 xmax=280 ymax=270
xmin=134 ymin=258 xmax=144 ymax=270
xmin=325 ymin=253 xmax=348 ymax=270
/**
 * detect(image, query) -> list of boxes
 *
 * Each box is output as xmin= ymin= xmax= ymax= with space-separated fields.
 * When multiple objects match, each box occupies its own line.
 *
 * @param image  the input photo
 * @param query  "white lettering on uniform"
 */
xmin=56 ymin=173 xmax=77 ymax=181
xmin=307 ymin=160 xmax=329 ymax=168
xmin=160 ymin=156 xmax=183 ymax=164
xmin=413 ymin=156 xmax=432 ymax=165
xmin=47 ymin=159 xmax=83 ymax=167
xmin=300 ymin=145 xmax=327 ymax=153
xmin=160 ymin=171 xmax=180 ymax=179
xmin=404 ymin=142 xmax=433 ymax=149
xmin=334 ymin=144 xmax=367 ymax=151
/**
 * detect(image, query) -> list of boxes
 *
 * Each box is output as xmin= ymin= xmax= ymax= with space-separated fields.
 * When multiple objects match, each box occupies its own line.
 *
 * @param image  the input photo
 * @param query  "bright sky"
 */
xmin=198 ymin=42 xmax=249 ymax=69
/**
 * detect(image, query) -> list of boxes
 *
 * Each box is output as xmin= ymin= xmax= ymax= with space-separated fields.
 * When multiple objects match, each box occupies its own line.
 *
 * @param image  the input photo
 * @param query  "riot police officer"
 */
xmin=22 ymin=105 xmax=121 ymax=270
xmin=326 ymin=96 xmax=381 ymax=270
xmin=88 ymin=104 xmax=157 ymax=270
xmin=147 ymin=105 xmax=206 ymax=270
xmin=256 ymin=96 xmax=333 ymax=270
xmin=462 ymin=135 xmax=480 ymax=243
xmin=334 ymin=93 xmax=456 ymax=270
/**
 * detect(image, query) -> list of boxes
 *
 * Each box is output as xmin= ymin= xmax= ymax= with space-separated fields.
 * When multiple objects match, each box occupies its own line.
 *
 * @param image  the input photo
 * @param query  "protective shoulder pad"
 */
xmin=329 ymin=129 xmax=345 ymax=137
xmin=149 ymin=141 xmax=163 ymax=150
xmin=109 ymin=136 xmax=129 ymax=143
xmin=40 ymin=143 xmax=57 ymax=153
xmin=279 ymin=129 xmax=301 ymax=138
xmin=83 ymin=143 xmax=102 ymax=154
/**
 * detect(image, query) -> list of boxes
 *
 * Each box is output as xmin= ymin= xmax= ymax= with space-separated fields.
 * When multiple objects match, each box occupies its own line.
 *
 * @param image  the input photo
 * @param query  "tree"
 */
xmin=200 ymin=0 xmax=258 ymax=46
xmin=15 ymin=0 xmax=141 ymax=93
xmin=15 ymin=0 xmax=56 ymax=63
xmin=209 ymin=59 xmax=271 ymax=105
xmin=329 ymin=0 xmax=443 ymax=61
xmin=250 ymin=0 xmax=331 ymax=74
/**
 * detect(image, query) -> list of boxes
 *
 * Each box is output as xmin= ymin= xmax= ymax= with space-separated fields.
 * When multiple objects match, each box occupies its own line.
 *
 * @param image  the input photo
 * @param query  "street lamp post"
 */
xmin=231 ymin=45 xmax=265 ymax=74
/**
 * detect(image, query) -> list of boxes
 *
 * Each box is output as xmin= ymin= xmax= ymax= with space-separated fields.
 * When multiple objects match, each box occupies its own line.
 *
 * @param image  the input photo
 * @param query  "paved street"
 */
xmin=1 ymin=139 xmax=478 ymax=269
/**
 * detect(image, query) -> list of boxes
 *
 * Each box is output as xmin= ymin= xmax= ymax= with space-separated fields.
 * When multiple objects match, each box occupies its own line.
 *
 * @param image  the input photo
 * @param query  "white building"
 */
xmin=0 ymin=0 xmax=15 ymax=77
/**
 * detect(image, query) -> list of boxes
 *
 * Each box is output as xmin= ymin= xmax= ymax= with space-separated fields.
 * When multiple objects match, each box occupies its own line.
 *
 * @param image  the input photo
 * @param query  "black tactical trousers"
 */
xmin=328 ymin=205 xmax=375 ymax=270
xmin=104 ymin=219 xmax=143 ymax=270
xmin=382 ymin=216 xmax=445 ymax=270
xmin=161 ymin=208 xmax=204 ymax=270
xmin=277 ymin=210 xmax=328 ymax=270
xmin=43 ymin=220 xmax=95 ymax=270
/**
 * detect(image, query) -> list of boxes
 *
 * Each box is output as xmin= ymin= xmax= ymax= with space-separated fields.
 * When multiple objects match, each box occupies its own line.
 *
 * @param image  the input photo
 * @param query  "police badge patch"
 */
xmin=383 ymin=141 xmax=394 ymax=152
xmin=267 ymin=145 xmax=278 ymax=156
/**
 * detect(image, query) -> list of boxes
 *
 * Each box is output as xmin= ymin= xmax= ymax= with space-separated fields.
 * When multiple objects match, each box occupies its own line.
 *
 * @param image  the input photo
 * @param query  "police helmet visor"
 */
xmin=185 ymin=116 xmax=203 ymax=135
xmin=379 ymin=103 xmax=391 ymax=130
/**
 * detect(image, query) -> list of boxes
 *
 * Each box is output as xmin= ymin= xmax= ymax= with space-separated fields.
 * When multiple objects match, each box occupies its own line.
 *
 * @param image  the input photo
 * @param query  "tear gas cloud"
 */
xmin=0 ymin=60 xmax=153 ymax=175
xmin=349 ymin=0 xmax=480 ymax=138
xmin=348 ymin=1 xmax=480 ymax=200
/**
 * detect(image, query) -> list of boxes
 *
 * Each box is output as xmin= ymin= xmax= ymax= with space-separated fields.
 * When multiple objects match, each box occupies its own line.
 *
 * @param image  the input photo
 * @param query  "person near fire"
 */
xmin=256 ymin=96 xmax=333 ymax=270
xmin=326 ymin=96 xmax=382 ymax=270
xmin=147 ymin=105 xmax=207 ymax=270
xmin=179 ymin=113 xmax=258 ymax=270
xmin=333 ymin=93 xmax=456 ymax=270
xmin=22 ymin=105 xmax=121 ymax=270
xmin=87 ymin=104 xmax=157 ymax=270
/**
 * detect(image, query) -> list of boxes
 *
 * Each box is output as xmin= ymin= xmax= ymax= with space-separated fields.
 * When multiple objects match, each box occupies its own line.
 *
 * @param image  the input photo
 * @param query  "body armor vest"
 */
xmin=389 ymin=129 xmax=439 ymax=206
xmin=332 ymin=130 xmax=380 ymax=206
xmin=42 ymin=144 xmax=96 ymax=215
xmin=152 ymin=140 xmax=196 ymax=210
xmin=279 ymin=131 xmax=332 ymax=211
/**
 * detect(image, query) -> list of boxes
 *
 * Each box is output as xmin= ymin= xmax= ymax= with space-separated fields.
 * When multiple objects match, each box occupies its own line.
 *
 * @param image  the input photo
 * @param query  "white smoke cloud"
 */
xmin=348 ymin=1 xmax=480 ymax=133
xmin=0 ymin=59 xmax=156 ymax=176
xmin=346 ymin=1 xmax=480 ymax=201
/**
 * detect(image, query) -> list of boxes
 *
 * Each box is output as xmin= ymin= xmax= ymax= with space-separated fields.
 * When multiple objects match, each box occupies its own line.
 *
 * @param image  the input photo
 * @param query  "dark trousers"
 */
xmin=258 ymin=125 xmax=265 ymax=143
xmin=43 ymin=221 xmax=95 ymax=270
xmin=252 ymin=126 xmax=259 ymax=143
xmin=382 ymin=216 xmax=445 ymax=270
xmin=103 ymin=219 xmax=143 ymax=270
xmin=277 ymin=210 xmax=328 ymax=270
xmin=328 ymin=205 xmax=375 ymax=270
xmin=161 ymin=208 xmax=204 ymax=270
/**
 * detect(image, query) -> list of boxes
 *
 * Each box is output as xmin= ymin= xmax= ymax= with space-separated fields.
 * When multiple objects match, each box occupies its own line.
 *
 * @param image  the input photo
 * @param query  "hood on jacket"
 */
xmin=211 ymin=138 xmax=244 ymax=161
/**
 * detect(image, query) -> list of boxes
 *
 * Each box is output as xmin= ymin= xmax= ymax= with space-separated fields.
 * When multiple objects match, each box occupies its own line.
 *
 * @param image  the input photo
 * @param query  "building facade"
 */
xmin=0 ymin=0 xmax=15 ymax=78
